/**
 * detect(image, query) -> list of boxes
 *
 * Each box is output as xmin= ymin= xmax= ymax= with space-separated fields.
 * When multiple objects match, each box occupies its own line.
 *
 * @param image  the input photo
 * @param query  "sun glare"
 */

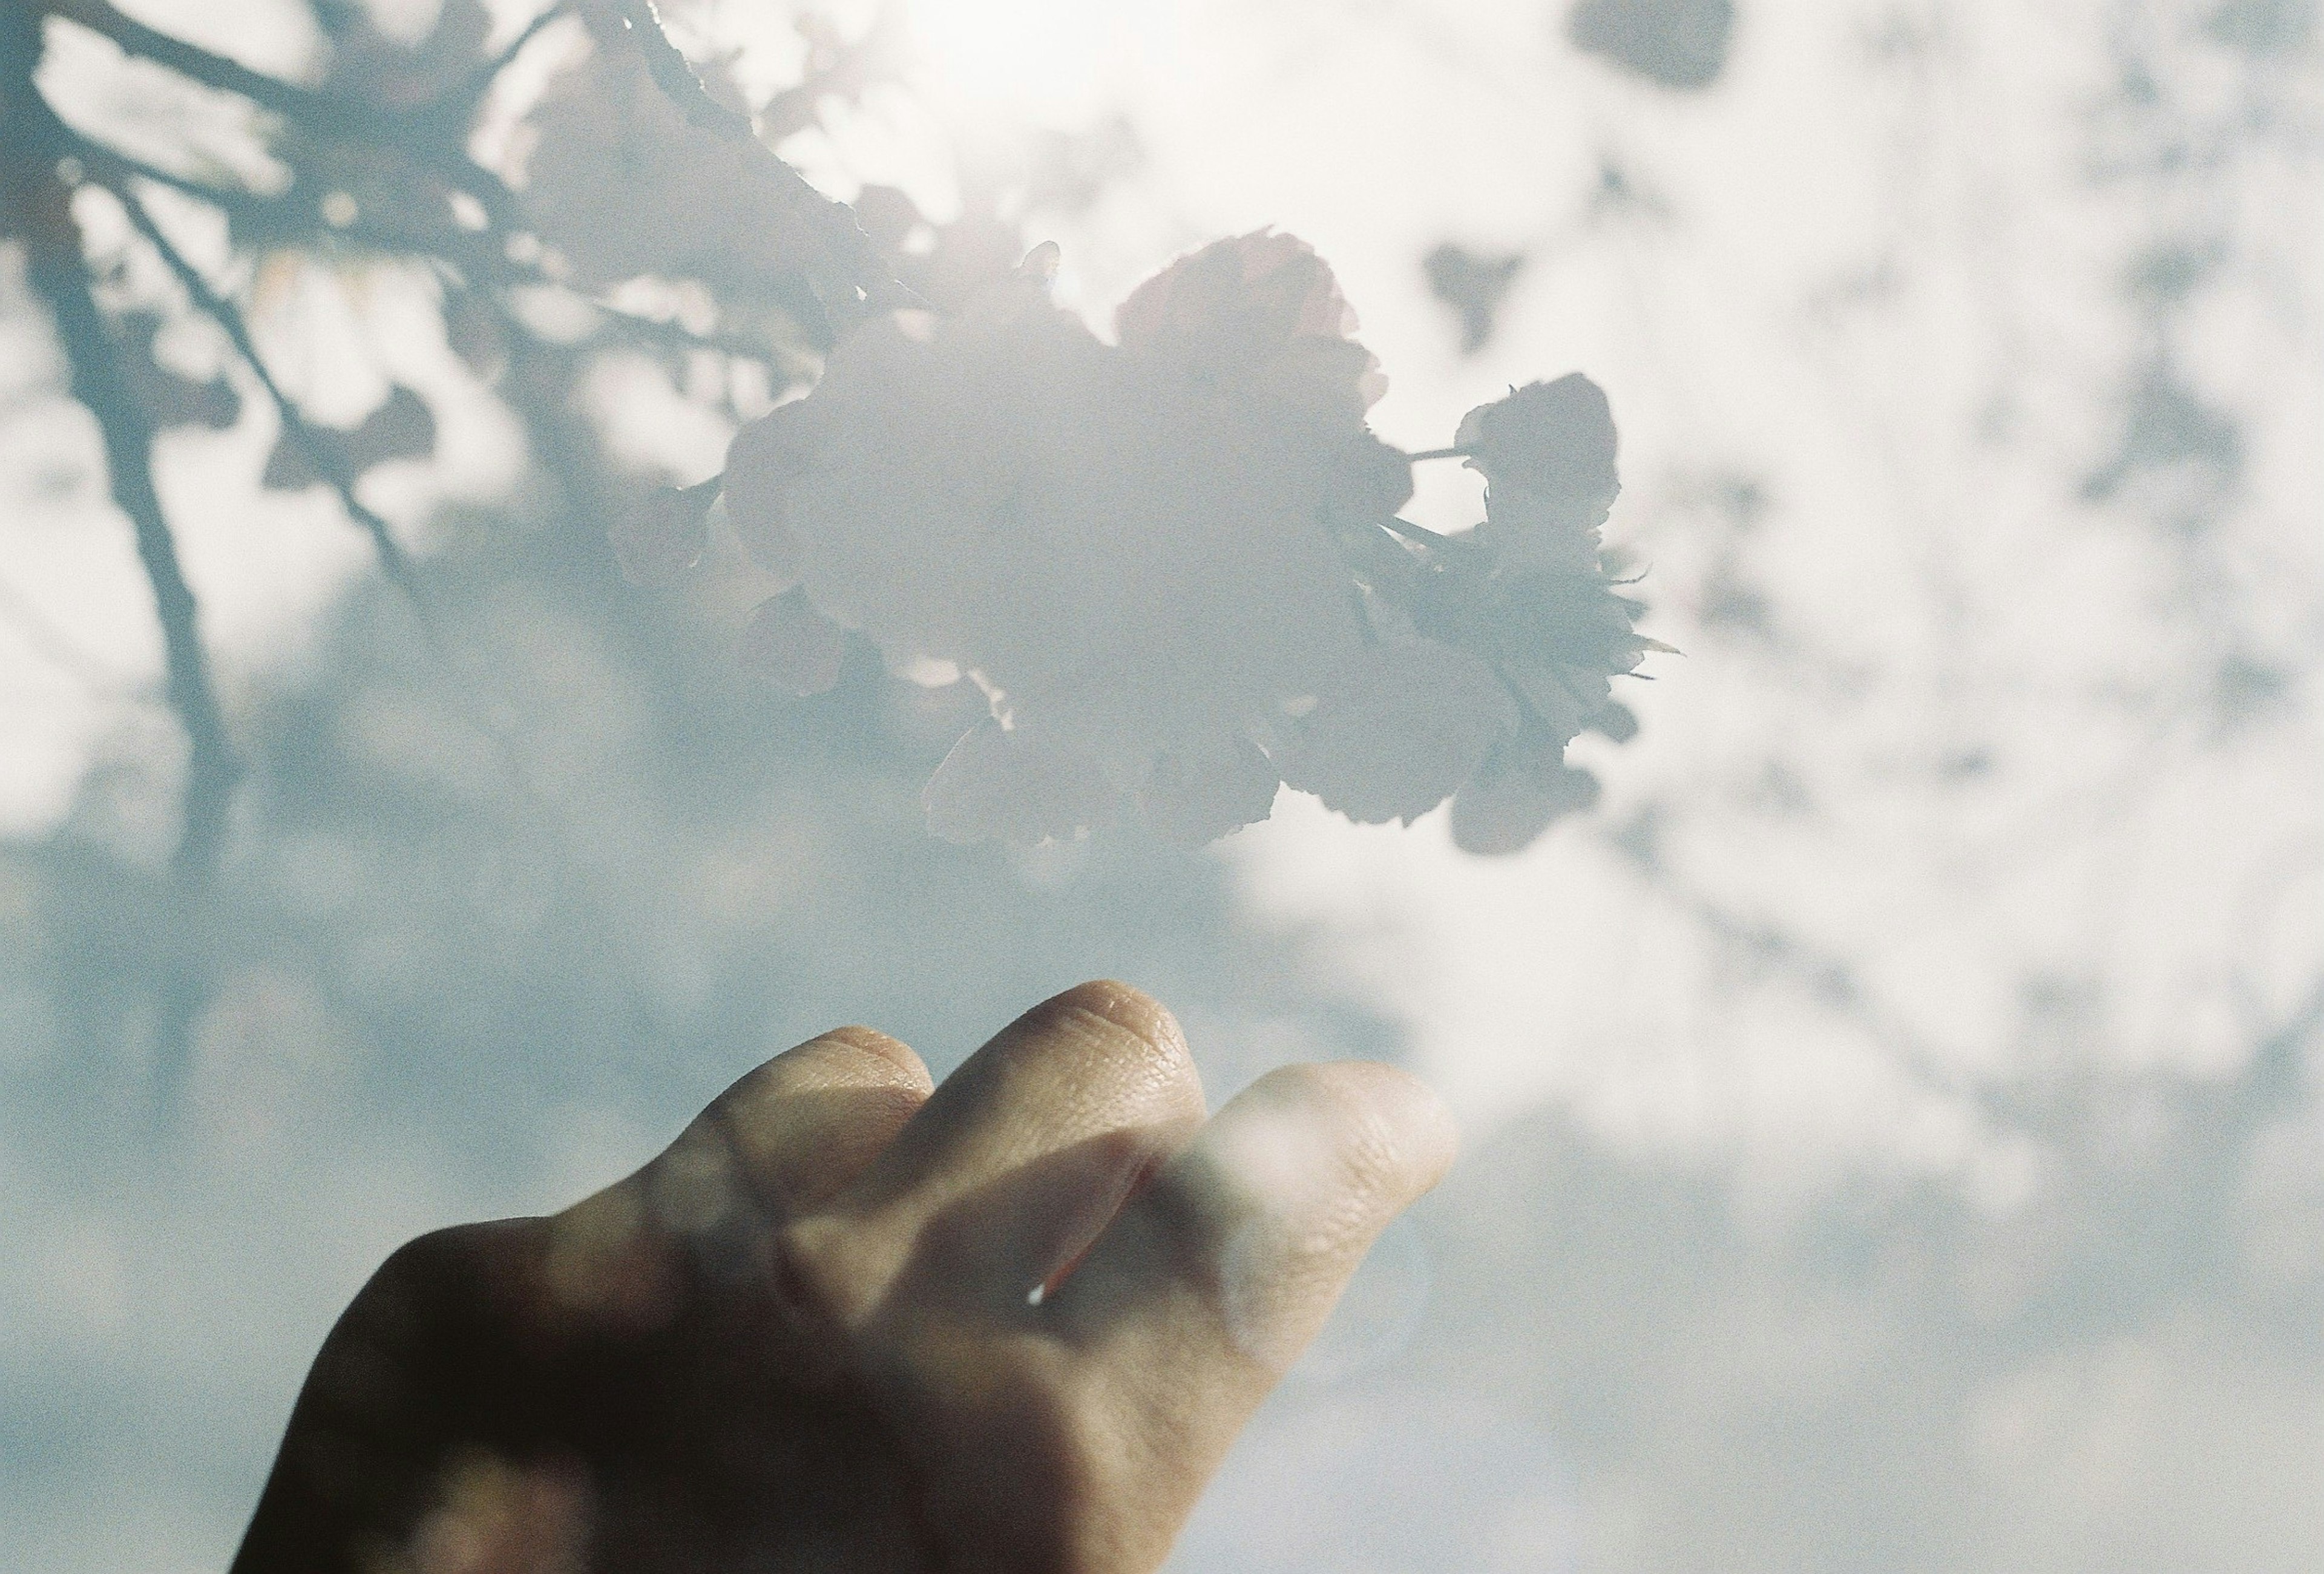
xmin=905 ymin=0 xmax=1139 ymax=122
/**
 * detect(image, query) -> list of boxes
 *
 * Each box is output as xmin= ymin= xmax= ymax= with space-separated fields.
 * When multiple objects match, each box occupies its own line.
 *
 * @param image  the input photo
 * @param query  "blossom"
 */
xmin=1457 ymin=373 xmax=1620 ymax=574
xmin=1274 ymin=639 xmax=1514 ymax=825
xmin=721 ymin=234 xmax=1658 ymax=849
xmin=520 ymin=36 xmax=867 ymax=301
xmin=1114 ymin=229 xmax=1388 ymax=422
xmin=1424 ymin=376 xmax=1663 ymax=775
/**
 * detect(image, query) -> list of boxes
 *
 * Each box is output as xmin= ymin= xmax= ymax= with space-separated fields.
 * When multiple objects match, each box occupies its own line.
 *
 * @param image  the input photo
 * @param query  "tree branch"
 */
xmin=601 ymin=0 xmax=914 ymax=312
xmin=44 ymin=0 xmax=392 ymax=134
xmin=6 ymin=134 xmax=240 ymax=879
xmin=108 ymin=178 xmax=434 ymax=618
xmin=445 ymin=1 xmax=571 ymax=116
xmin=609 ymin=0 xmax=753 ymax=141
xmin=68 ymin=133 xmax=516 ymax=290
xmin=43 ymin=0 xmax=531 ymax=235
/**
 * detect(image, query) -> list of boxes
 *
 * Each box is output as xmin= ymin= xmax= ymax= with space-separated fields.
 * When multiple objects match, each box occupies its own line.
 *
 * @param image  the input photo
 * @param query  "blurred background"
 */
xmin=1 ymin=0 xmax=2319 ymax=1568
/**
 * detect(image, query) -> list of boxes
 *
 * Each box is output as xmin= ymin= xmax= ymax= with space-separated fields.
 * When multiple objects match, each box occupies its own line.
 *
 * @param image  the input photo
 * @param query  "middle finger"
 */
xmin=787 ymin=980 xmax=1207 ymax=1325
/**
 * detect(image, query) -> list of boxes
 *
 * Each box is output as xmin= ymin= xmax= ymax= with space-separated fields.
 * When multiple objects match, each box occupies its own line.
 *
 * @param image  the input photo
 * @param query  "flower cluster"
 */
xmin=719 ymin=233 xmax=1657 ymax=851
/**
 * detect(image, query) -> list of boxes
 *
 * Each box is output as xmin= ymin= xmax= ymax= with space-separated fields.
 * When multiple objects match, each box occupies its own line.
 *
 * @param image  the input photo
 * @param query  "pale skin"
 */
xmin=231 ymin=980 xmax=1459 ymax=1573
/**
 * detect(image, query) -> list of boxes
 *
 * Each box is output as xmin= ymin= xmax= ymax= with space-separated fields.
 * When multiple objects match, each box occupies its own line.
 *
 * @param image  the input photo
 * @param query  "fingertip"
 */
xmin=1319 ymin=1060 xmax=1460 ymax=1192
xmin=689 ymin=1025 xmax=935 ymax=1218
xmin=810 ymin=1024 xmax=936 ymax=1093
xmin=1237 ymin=1060 xmax=1459 ymax=1204
xmin=1050 ymin=1060 xmax=1457 ymax=1402
xmin=1044 ymin=979 xmax=1189 ymax=1064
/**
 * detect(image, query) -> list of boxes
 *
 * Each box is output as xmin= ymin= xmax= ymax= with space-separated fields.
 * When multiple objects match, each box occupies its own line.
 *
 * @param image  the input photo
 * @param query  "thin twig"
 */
xmin=108 ymin=178 xmax=438 ymax=625
xmin=9 ymin=147 xmax=240 ymax=878
xmin=446 ymin=1 xmax=571 ymax=114
xmin=65 ymin=140 xmax=272 ymax=217
xmin=602 ymin=0 xmax=916 ymax=312
xmin=45 ymin=0 xmax=530 ymax=235
xmin=577 ymin=290 xmax=793 ymax=363
xmin=44 ymin=0 xmax=398 ymax=136
xmin=71 ymin=137 xmax=505 ymax=273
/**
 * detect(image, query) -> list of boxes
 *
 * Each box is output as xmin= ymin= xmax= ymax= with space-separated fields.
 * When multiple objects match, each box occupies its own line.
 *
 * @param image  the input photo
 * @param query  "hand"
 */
xmin=231 ymin=980 xmax=1457 ymax=1573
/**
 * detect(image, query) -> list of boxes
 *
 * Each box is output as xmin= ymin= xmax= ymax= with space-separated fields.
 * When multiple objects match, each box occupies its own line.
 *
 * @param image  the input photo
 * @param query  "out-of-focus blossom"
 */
xmin=520 ymin=33 xmax=867 ymax=301
xmin=723 ymin=235 xmax=1656 ymax=849
xmin=1114 ymin=229 xmax=1388 ymax=421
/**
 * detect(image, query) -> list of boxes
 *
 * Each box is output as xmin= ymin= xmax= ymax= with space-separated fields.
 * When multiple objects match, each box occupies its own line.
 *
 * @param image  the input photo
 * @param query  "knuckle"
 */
xmin=775 ymin=1210 xmax=895 ymax=1329
xmin=343 ymin=1221 xmax=536 ymax=1353
xmin=369 ymin=1221 xmax=505 ymax=1302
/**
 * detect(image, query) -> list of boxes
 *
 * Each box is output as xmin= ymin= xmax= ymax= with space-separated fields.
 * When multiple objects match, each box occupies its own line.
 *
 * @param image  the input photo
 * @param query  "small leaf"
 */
xmin=1423 ymin=243 xmax=1526 ymax=355
xmin=261 ymin=386 xmax=436 ymax=491
xmin=344 ymin=386 xmax=436 ymax=472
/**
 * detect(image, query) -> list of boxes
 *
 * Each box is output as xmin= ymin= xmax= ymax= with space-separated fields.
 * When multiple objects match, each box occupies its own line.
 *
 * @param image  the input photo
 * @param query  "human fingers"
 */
xmin=536 ymin=1026 xmax=933 ymax=1326
xmin=788 ymin=980 xmax=1207 ymax=1326
xmin=1044 ymin=1061 xmax=1457 ymax=1551
xmin=667 ymin=1024 xmax=935 ymax=1216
